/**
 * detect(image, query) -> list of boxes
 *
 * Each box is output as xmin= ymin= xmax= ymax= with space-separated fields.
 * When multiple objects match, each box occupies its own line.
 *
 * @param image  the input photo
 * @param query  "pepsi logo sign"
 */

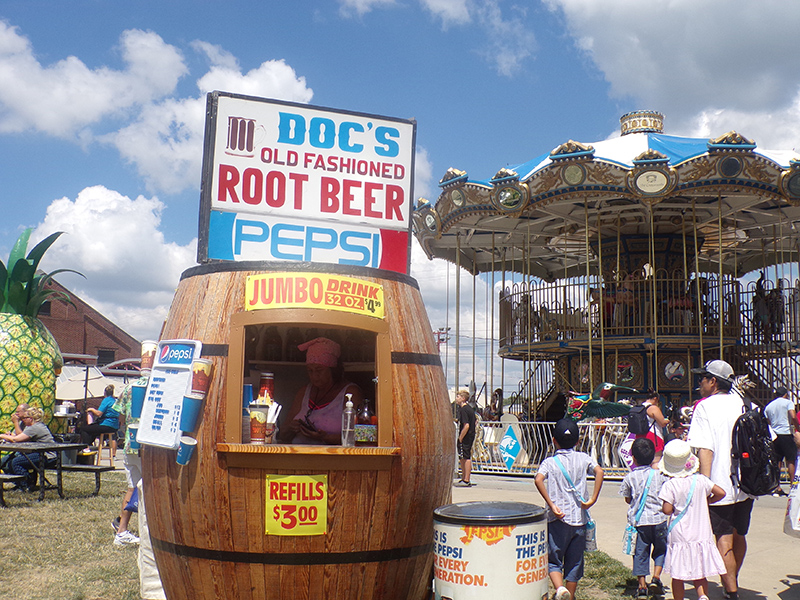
xmin=157 ymin=343 xmax=195 ymax=365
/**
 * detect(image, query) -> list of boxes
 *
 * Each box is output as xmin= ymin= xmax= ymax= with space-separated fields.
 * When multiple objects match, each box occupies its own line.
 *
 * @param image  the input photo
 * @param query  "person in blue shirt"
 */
xmin=79 ymin=384 xmax=120 ymax=449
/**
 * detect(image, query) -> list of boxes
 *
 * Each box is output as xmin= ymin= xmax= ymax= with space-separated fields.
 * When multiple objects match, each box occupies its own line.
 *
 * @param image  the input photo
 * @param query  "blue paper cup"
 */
xmin=180 ymin=394 xmax=205 ymax=433
xmin=242 ymin=383 xmax=254 ymax=408
xmin=176 ymin=436 xmax=197 ymax=466
xmin=130 ymin=383 xmax=146 ymax=420
xmin=128 ymin=424 xmax=141 ymax=450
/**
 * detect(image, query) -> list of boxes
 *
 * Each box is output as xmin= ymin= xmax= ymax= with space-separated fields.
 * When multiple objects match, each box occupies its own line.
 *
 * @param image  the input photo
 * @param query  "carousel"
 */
xmin=413 ymin=111 xmax=800 ymax=473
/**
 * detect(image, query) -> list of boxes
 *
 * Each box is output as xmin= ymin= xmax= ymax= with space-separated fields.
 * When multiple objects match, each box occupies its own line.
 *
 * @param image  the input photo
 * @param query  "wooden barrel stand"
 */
xmin=142 ymin=262 xmax=454 ymax=600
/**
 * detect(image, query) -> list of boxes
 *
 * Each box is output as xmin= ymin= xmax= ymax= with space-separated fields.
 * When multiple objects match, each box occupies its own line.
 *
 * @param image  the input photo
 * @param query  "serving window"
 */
xmin=223 ymin=308 xmax=392 ymax=449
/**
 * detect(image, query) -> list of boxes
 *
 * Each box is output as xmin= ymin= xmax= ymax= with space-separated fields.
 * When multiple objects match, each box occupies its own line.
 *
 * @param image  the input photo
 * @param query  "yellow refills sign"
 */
xmin=245 ymin=272 xmax=384 ymax=318
xmin=265 ymin=474 xmax=328 ymax=536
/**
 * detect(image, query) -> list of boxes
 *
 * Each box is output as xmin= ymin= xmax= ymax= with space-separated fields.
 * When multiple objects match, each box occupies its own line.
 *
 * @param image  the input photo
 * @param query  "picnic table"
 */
xmin=0 ymin=441 xmax=86 ymax=502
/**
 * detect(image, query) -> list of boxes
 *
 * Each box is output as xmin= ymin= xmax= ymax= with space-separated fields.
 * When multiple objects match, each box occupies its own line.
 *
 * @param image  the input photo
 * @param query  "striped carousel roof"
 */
xmin=413 ymin=111 xmax=800 ymax=280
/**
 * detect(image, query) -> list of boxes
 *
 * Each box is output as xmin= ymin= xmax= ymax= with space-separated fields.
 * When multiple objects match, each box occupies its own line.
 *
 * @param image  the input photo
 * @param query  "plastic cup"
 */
xmin=249 ymin=404 xmax=270 ymax=444
xmin=128 ymin=424 xmax=141 ymax=451
xmin=141 ymin=340 xmax=158 ymax=371
xmin=180 ymin=393 xmax=205 ymax=433
xmin=176 ymin=436 xmax=197 ymax=465
xmin=190 ymin=359 xmax=213 ymax=396
xmin=130 ymin=383 xmax=146 ymax=420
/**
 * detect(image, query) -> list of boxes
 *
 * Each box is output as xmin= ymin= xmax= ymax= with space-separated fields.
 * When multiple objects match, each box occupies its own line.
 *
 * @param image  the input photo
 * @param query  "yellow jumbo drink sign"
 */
xmin=245 ymin=272 xmax=384 ymax=318
xmin=266 ymin=474 xmax=328 ymax=536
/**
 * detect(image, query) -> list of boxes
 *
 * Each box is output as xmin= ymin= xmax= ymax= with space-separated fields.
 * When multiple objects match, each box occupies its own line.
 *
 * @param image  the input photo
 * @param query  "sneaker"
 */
xmin=723 ymin=591 xmax=739 ymax=600
xmin=648 ymin=578 xmax=664 ymax=597
xmin=554 ymin=586 xmax=571 ymax=600
xmin=636 ymin=588 xmax=648 ymax=600
xmin=111 ymin=517 xmax=120 ymax=533
xmin=454 ymin=480 xmax=469 ymax=487
xmin=113 ymin=530 xmax=140 ymax=546
xmin=772 ymin=488 xmax=787 ymax=497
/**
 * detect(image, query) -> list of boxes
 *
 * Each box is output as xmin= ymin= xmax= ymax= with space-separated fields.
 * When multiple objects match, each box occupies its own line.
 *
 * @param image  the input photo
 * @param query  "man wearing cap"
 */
xmin=687 ymin=359 xmax=751 ymax=600
xmin=764 ymin=386 xmax=797 ymax=496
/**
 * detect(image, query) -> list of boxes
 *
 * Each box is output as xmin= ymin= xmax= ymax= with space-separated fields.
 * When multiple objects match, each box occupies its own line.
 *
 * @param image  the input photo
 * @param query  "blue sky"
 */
xmin=1 ymin=0 xmax=799 ymax=390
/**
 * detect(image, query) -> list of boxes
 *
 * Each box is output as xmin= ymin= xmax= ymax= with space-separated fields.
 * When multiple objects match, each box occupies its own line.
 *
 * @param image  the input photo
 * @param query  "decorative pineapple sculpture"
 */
xmin=0 ymin=229 xmax=78 ymax=432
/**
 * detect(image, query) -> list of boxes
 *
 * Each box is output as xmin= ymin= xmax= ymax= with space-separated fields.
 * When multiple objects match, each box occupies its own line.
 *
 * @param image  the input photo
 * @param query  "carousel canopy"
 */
xmin=414 ymin=111 xmax=800 ymax=281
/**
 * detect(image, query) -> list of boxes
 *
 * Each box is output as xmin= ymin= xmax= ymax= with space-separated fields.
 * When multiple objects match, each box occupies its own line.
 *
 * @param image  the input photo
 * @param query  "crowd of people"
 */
xmin=457 ymin=360 xmax=799 ymax=600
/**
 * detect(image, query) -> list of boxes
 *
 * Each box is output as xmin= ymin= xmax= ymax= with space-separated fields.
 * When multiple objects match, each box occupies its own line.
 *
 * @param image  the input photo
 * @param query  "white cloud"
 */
xmin=474 ymin=1 xmax=535 ymax=77
xmin=0 ymin=24 xmax=186 ymax=137
xmin=420 ymin=0 xmax=471 ymax=26
xmin=338 ymin=0 xmax=396 ymax=18
xmin=413 ymin=146 xmax=436 ymax=203
xmin=544 ymin=0 xmax=800 ymax=143
xmin=32 ymin=185 xmax=196 ymax=341
xmin=104 ymin=50 xmax=314 ymax=195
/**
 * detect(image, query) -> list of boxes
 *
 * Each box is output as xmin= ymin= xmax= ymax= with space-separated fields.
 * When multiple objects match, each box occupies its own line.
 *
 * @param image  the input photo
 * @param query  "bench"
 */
xmin=57 ymin=465 xmax=116 ymax=496
xmin=0 ymin=473 xmax=26 ymax=507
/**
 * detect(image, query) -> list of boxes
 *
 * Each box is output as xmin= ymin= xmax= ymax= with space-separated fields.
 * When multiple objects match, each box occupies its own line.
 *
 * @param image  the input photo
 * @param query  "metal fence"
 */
xmin=469 ymin=420 xmax=631 ymax=480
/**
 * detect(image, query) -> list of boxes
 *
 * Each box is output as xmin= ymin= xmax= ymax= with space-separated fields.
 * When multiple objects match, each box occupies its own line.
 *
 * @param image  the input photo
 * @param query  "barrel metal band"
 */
xmin=152 ymin=538 xmax=432 ymax=565
xmin=200 ymin=344 xmax=229 ymax=357
xmin=390 ymin=352 xmax=441 ymax=367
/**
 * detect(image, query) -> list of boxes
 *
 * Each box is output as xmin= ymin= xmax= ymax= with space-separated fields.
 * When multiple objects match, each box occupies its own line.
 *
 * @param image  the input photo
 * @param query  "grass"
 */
xmin=0 ymin=470 xmax=139 ymax=600
xmin=0 ymin=474 xmax=638 ymax=600
xmin=581 ymin=550 xmax=639 ymax=599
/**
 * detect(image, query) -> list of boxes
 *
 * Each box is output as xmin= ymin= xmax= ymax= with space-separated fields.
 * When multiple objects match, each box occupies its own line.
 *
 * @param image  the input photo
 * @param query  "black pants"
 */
xmin=80 ymin=424 xmax=117 ymax=446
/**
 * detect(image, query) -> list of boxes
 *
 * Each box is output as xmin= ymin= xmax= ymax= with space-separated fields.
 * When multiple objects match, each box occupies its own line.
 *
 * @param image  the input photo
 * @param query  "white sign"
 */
xmin=199 ymin=92 xmax=416 ymax=274
xmin=136 ymin=340 xmax=202 ymax=449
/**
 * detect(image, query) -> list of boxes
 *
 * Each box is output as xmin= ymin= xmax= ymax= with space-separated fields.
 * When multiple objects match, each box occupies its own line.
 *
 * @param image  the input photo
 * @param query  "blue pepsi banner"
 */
xmin=198 ymin=92 xmax=416 ymax=274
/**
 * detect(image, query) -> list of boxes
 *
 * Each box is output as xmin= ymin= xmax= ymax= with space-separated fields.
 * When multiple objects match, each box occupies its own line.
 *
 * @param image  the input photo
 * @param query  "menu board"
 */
xmin=136 ymin=339 xmax=202 ymax=449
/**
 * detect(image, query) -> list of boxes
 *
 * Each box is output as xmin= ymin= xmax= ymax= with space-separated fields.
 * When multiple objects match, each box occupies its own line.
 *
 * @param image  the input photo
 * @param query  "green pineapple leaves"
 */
xmin=0 ymin=229 xmax=84 ymax=317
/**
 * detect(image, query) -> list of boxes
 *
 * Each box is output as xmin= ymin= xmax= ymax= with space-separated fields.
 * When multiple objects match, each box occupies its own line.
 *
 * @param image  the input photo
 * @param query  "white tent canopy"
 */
xmin=56 ymin=365 xmax=118 ymax=401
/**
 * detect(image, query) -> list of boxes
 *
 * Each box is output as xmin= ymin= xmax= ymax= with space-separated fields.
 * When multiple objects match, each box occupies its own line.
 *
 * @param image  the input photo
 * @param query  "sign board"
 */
xmin=499 ymin=426 xmax=522 ymax=471
xmin=245 ymin=272 xmax=384 ymax=318
xmin=266 ymin=474 xmax=328 ymax=535
xmin=136 ymin=340 xmax=203 ymax=449
xmin=198 ymin=92 xmax=416 ymax=274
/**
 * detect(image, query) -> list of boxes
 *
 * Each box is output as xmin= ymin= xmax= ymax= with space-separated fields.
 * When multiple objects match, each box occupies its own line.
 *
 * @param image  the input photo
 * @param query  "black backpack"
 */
xmin=730 ymin=400 xmax=781 ymax=496
xmin=627 ymin=405 xmax=651 ymax=435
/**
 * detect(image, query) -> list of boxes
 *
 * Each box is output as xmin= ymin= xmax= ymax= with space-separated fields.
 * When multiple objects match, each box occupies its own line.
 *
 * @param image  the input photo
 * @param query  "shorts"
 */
xmin=773 ymin=434 xmax=798 ymax=465
xmin=709 ymin=498 xmax=754 ymax=537
xmin=458 ymin=437 xmax=474 ymax=461
xmin=632 ymin=522 xmax=667 ymax=576
xmin=547 ymin=518 xmax=586 ymax=582
xmin=123 ymin=452 xmax=142 ymax=489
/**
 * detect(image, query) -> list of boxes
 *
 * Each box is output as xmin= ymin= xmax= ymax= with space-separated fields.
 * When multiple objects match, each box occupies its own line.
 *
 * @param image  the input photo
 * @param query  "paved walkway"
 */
xmin=451 ymin=474 xmax=799 ymax=600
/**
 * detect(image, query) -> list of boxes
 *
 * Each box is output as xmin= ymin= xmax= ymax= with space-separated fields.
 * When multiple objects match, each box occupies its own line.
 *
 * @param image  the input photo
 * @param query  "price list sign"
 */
xmin=137 ymin=339 xmax=202 ymax=449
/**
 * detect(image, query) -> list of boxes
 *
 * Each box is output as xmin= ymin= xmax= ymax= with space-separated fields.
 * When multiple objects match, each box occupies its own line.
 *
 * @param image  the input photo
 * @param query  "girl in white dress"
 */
xmin=658 ymin=440 xmax=726 ymax=600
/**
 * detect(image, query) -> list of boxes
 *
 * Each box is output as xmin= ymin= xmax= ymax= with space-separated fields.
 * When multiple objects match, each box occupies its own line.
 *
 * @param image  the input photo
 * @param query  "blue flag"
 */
xmin=499 ymin=426 xmax=522 ymax=471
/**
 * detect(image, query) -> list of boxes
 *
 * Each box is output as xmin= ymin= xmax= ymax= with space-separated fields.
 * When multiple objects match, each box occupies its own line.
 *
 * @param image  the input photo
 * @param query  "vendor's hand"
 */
xmin=279 ymin=419 xmax=303 ymax=442
xmin=298 ymin=422 xmax=330 ymax=444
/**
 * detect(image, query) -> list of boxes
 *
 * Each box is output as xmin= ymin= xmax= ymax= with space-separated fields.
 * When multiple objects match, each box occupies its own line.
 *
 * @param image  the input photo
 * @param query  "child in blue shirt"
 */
xmin=620 ymin=437 xmax=668 ymax=599
xmin=535 ymin=419 xmax=604 ymax=600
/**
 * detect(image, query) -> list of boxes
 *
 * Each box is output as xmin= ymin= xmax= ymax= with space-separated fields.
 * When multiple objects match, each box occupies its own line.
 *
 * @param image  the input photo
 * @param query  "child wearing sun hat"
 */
xmin=657 ymin=439 xmax=727 ymax=600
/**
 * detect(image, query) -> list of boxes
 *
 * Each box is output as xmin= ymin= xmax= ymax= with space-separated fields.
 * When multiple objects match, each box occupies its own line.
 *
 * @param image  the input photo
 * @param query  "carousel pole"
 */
xmin=490 ymin=232 xmax=496 ymax=411
xmin=455 ymin=233 xmax=461 ymax=394
xmin=718 ymin=192 xmax=724 ymax=360
xmin=501 ymin=247 xmax=506 ymax=415
xmin=472 ymin=250 xmax=476 ymax=401
xmin=597 ymin=205 xmax=606 ymax=382
xmin=584 ymin=199 xmax=593 ymax=391
xmin=693 ymin=199 xmax=704 ymax=366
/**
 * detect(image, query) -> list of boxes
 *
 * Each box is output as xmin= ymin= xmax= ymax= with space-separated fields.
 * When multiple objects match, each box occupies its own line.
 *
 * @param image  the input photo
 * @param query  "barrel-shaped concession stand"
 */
xmin=141 ymin=262 xmax=453 ymax=600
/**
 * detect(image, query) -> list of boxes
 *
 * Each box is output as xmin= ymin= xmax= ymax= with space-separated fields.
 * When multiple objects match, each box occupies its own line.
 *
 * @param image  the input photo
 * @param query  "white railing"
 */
xmin=468 ymin=420 xmax=631 ymax=479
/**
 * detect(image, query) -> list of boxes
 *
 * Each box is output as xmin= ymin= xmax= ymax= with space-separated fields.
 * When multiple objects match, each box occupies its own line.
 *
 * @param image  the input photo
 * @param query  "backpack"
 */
xmin=730 ymin=400 xmax=781 ymax=496
xmin=627 ymin=405 xmax=651 ymax=435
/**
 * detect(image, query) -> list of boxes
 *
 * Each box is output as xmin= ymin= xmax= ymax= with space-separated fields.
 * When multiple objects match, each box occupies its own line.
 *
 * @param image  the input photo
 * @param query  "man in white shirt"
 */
xmin=764 ymin=386 xmax=797 ymax=496
xmin=687 ymin=360 xmax=752 ymax=600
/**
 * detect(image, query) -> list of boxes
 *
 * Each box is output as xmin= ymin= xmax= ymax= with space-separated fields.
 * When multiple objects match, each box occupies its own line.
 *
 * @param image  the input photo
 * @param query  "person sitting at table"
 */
xmin=277 ymin=337 xmax=364 ymax=445
xmin=79 ymin=384 xmax=120 ymax=451
xmin=0 ymin=407 xmax=57 ymax=491
xmin=0 ymin=403 xmax=30 ymax=472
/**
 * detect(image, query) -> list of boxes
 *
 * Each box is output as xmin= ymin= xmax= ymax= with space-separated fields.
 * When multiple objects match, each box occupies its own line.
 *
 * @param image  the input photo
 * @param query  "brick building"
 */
xmin=38 ymin=278 xmax=140 ymax=366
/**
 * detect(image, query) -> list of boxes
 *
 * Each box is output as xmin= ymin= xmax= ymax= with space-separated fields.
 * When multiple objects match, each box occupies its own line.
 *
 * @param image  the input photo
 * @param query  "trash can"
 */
xmin=433 ymin=501 xmax=548 ymax=600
